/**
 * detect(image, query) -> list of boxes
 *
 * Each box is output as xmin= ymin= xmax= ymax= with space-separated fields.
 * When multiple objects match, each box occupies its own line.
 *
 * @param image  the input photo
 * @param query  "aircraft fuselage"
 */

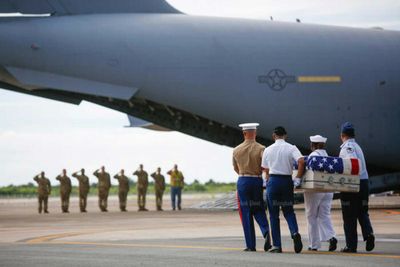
xmin=0 ymin=14 xmax=399 ymax=171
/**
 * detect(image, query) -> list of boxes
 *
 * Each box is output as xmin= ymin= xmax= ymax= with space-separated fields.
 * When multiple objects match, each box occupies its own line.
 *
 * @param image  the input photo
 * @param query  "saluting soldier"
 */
xmin=151 ymin=167 xmax=166 ymax=211
xmin=233 ymin=123 xmax=271 ymax=252
xmin=72 ymin=168 xmax=90 ymax=212
xmin=56 ymin=169 xmax=72 ymax=213
xmin=304 ymin=135 xmax=337 ymax=251
xmin=261 ymin=126 xmax=305 ymax=253
xmin=114 ymin=169 xmax=130 ymax=212
xmin=33 ymin=171 xmax=51 ymax=214
xmin=134 ymin=164 xmax=148 ymax=211
xmin=167 ymin=164 xmax=184 ymax=211
xmin=93 ymin=166 xmax=111 ymax=212
xmin=339 ymin=122 xmax=374 ymax=253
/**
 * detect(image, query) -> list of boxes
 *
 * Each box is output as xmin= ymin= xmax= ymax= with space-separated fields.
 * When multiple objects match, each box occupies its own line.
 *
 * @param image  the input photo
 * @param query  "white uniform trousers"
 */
xmin=304 ymin=192 xmax=336 ymax=249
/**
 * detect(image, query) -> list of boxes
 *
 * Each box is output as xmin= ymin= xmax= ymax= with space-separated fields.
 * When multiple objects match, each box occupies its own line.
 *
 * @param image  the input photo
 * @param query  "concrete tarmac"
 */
xmin=0 ymin=195 xmax=399 ymax=267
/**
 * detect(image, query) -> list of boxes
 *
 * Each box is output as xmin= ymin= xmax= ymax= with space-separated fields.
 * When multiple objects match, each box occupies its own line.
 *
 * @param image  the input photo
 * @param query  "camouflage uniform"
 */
xmin=56 ymin=174 xmax=72 ymax=213
xmin=151 ymin=172 xmax=165 ymax=211
xmin=33 ymin=175 xmax=51 ymax=214
xmin=133 ymin=170 xmax=148 ymax=211
xmin=114 ymin=173 xmax=130 ymax=211
xmin=72 ymin=172 xmax=90 ymax=212
xmin=93 ymin=170 xmax=111 ymax=212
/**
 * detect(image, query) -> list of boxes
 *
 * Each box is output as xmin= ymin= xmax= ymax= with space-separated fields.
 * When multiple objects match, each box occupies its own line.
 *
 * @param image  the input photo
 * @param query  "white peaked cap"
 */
xmin=310 ymin=135 xmax=327 ymax=143
xmin=239 ymin=123 xmax=259 ymax=131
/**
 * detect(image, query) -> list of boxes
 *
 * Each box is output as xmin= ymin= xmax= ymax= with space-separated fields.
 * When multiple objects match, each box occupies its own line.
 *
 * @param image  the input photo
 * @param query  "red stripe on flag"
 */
xmin=237 ymin=191 xmax=243 ymax=225
xmin=350 ymin=158 xmax=359 ymax=175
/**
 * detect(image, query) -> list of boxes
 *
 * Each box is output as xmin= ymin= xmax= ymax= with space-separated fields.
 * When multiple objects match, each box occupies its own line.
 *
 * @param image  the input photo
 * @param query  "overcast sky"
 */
xmin=0 ymin=0 xmax=399 ymax=186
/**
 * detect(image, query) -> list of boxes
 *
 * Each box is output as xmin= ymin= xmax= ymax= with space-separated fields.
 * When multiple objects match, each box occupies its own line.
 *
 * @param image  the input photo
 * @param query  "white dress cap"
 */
xmin=239 ymin=123 xmax=259 ymax=131
xmin=310 ymin=134 xmax=327 ymax=143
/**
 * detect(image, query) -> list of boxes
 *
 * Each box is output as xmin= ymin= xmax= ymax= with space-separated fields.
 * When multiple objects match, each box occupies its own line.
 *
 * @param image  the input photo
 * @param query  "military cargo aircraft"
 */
xmin=0 ymin=0 xmax=399 ymax=190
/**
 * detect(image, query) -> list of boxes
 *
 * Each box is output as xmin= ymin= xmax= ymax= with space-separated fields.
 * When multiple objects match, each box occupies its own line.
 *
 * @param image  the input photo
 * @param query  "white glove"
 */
xmin=293 ymin=177 xmax=301 ymax=188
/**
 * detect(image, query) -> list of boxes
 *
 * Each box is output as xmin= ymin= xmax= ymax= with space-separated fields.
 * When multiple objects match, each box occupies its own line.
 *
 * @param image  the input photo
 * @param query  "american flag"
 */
xmin=294 ymin=156 xmax=360 ymax=175
xmin=306 ymin=156 xmax=343 ymax=174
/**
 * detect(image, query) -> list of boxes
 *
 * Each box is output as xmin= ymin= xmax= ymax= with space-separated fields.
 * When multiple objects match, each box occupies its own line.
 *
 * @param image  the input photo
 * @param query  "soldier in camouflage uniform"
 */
xmin=72 ymin=168 xmax=90 ymax=212
xmin=114 ymin=169 xmax=130 ymax=212
xmin=33 ymin=171 xmax=51 ymax=214
xmin=56 ymin=169 xmax=72 ymax=213
xmin=151 ymin=167 xmax=165 ymax=211
xmin=133 ymin=164 xmax=148 ymax=211
xmin=93 ymin=166 xmax=111 ymax=212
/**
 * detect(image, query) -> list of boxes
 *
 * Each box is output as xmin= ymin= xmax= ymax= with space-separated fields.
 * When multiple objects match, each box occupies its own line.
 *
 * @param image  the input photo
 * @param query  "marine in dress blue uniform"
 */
xmin=339 ymin=122 xmax=375 ymax=253
xmin=233 ymin=123 xmax=271 ymax=252
xmin=261 ymin=126 xmax=305 ymax=253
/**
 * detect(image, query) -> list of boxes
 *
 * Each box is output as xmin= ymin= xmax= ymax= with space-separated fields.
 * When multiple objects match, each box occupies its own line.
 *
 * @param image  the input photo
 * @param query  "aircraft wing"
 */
xmin=126 ymin=115 xmax=171 ymax=132
xmin=0 ymin=0 xmax=182 ymax=15
xmin=6 ymin=67 xmax=138 ymax=101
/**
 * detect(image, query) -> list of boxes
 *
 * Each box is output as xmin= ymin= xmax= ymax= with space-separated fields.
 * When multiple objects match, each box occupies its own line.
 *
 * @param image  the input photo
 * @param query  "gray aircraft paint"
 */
xmin=0 ymin=1 xmax=399 ymax=172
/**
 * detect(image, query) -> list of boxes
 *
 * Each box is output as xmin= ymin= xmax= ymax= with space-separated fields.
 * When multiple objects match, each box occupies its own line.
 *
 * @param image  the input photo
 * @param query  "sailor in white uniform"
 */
xmin=303 ymin=135 xmax=337 ymax=251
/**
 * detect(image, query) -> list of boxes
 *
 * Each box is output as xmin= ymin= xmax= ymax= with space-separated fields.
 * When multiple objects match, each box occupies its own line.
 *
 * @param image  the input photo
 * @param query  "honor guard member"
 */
xmin=233 ymin=123 xmax=271 ymax=252
xmin=339 ymin=122 xmax=375 ymax=253
xmin=56 ymin=169 xmax=72 ymax=213
xmin=93 ymin=166 xmax=111 ymax=212
xmin=134 ymin=164 xmax=149 ymax=211
xmin=72 ymin=169 xmax=90 ymax=212
xmin=33 ymin=171 xmax=51 ymax=214
xmin=304 ymin=135 xmax=337 ymax=251
xmin=261 ymin=126 xmax=305 ymax=253
xmin=114 ymin=169 xmax=130 ymax=212
xmin=167 ymin=164 xmax=184 ymax=211
xmin=151 ymin=167 xmax=166 ymax=211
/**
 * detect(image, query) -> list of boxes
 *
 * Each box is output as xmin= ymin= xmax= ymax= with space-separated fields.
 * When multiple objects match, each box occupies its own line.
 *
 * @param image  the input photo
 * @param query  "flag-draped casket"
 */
xmin=293 ymin=156 xmax=360 ymax=192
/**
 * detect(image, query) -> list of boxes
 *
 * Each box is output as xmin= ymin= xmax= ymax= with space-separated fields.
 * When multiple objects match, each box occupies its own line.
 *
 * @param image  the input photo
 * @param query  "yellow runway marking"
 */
xmin=384 ymin=210 xmax=400 ymax=215
xmin=26 ymin=232 xmax=93 ymax=244
xmin=49 ymin=241 xmax=243 ymax=252
xmin=25 ymin=233 xmax=400 ymax=260
xmin=298 ymin=76 xmax=342 ymax=83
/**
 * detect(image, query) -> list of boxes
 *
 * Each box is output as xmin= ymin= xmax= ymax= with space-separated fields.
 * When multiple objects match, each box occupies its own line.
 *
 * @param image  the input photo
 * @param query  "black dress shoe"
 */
xmin=269 ymin=247 xmax=282 ymax=253
xmin=341 ymin=247 xmax=357 ymax=253
xmin=292 ymin=233 xmax=303 ymax=253
xmin=243 ymin=248 xmax=256 ymax=252
xmin=329 ymin=237 xmax=338 ymax=252
xmin=264 ymin=234 xmax=272 ymax=251
xmin=366 ymin=234 xmax=375 ymax=252
xmin=308 ymin=247 xmax=318 ymax=251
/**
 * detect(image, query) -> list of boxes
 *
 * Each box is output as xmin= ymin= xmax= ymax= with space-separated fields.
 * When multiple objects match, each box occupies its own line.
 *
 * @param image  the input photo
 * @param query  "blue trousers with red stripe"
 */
xmin=237 ymin=176 xmax=270 ymax=250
